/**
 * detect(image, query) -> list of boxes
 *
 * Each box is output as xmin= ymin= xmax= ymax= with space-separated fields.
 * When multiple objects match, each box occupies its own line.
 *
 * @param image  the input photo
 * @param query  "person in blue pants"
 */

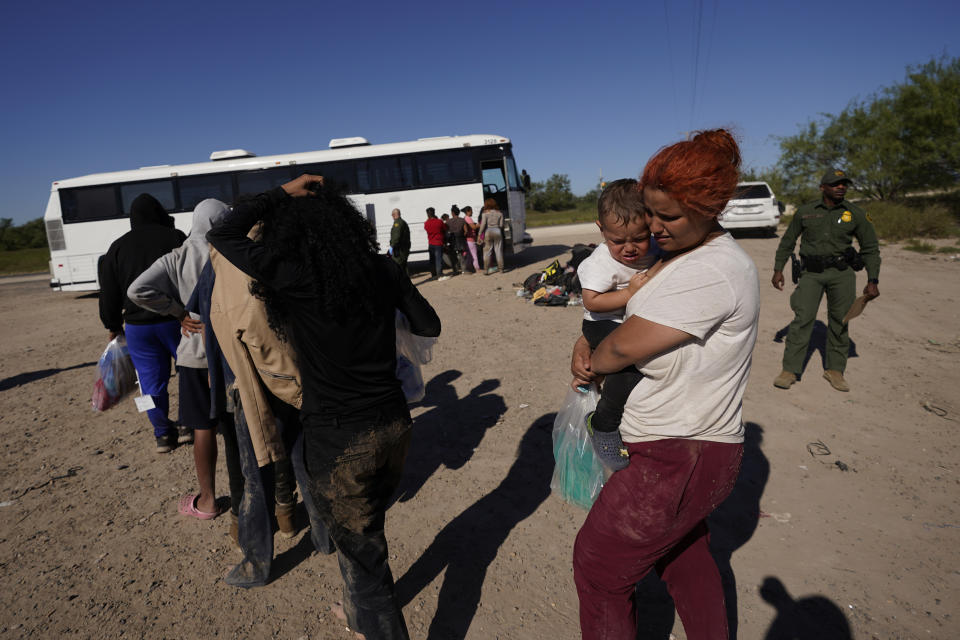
xmin=97 ymin=193 xmax=185 ymax=452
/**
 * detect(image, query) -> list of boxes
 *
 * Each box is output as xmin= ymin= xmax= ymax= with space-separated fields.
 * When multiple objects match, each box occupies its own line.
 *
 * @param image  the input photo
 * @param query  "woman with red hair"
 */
xmin=569 ymin=129 xmax=760 ymax=640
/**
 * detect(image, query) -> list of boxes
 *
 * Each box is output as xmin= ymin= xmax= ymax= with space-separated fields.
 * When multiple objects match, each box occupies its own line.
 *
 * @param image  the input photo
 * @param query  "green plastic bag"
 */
xmin=551 ymin=385 xmax=605 ymax=509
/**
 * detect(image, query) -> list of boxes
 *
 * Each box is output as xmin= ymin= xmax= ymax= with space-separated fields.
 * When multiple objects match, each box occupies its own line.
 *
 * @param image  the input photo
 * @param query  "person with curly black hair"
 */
xmin=207 ymin=175 xmax=441 ymax=640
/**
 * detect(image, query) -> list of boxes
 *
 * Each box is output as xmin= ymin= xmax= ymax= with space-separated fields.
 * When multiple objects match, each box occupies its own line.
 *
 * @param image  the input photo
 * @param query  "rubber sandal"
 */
xmin=178 ymin=493 xmax=223 ymax=520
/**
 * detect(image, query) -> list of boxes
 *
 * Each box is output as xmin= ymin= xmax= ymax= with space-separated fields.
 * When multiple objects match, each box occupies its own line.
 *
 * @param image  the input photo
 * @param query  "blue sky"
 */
xmin=1 ymin=0 xmax=957 ymax=224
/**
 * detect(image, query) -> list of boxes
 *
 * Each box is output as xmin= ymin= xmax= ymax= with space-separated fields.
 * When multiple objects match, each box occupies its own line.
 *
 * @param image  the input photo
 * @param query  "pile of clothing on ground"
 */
xmin=516 ymin=244 xmax=596 ymax=306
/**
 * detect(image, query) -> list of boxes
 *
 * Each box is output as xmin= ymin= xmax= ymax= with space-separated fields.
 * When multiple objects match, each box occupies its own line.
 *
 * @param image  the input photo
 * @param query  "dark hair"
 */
xmin=462 ymin=205 xmax=472 ymax=213
xmin=450 ymin=204 xmax=460 ymax=215
xmin=640 ymin=129 xmax=741 ymax=217
xmin=247 ymin=186 xmax=382 ymax=341
xmin=597 ymin=179 xmax=645 ymax=226
xmin=426 ymin=207 xmax=436 ymax=217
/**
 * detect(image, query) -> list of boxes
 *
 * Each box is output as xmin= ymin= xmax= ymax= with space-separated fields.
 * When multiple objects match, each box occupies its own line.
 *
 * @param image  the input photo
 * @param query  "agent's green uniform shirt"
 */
xmin=774 ymin=199 xmax=881 ymax=280
xmin=390 ymin=218 xmax=410 ymax=252
xmin=774 ymin=197 xmax=881 ymax=375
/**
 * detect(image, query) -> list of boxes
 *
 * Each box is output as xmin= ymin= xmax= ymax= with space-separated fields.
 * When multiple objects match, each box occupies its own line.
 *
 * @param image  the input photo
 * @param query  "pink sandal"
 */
xmin=178 ymin=493 xmax=223 ymax=520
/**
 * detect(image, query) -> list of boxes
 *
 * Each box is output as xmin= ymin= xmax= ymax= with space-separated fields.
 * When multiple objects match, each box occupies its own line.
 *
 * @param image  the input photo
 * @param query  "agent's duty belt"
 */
xmin=801 ymin=247 xmax=865 ymax=274
xmin=801 ymin=254 xmax=846 ymax=273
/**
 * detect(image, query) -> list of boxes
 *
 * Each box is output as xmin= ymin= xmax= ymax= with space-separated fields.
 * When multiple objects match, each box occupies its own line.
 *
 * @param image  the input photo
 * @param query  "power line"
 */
xmin=663 ymin=0 xmax=679 ymax=120
xmin=690 ymin=0 xmax=704 ymax=128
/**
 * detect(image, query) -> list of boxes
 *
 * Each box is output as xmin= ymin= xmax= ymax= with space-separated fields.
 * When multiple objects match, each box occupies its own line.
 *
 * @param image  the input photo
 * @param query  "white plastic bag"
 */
xmin=395 ymin=311 xmax=437 ymax=403
xmin=550 ymin=384 xmax=605 ymax=509
xmin=91 ymin=336 xmax=137 ymax=412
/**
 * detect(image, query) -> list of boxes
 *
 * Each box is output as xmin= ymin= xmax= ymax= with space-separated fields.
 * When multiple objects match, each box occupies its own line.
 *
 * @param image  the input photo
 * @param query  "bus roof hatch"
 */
xmin=329 ymin=137 xmax=370 ymax=149
xmin=210 ymin=149 xmax=257 ymax=161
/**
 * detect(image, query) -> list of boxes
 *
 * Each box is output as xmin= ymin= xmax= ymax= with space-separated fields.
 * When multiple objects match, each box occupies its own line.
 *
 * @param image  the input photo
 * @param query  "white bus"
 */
xmin=44 ymin=134 xmax=531 ymax=291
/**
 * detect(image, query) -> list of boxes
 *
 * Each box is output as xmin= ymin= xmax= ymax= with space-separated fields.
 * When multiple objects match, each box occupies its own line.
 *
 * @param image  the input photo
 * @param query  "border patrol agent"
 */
xmin=771 ymin=168 xmax=880 ymax=391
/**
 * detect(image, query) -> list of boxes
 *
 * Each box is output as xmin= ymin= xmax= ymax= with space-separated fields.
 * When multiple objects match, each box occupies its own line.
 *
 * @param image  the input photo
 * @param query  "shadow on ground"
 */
xmin=395 ymin=413 xmax=555 ymax=640
xmin=774 ymin=320 xmax=858 ymax=376
xmin=395 ymin=370 xmax=506 ymax=503
xmin=0 ymin=361 xmax=97 ymax=392
xmin=760 ymin=576 xmax=852 ymax=639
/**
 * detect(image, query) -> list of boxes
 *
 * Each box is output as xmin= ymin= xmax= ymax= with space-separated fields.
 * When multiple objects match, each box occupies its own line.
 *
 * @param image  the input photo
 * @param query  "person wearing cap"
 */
xmin=771 ymin=168 xmax=880 ymax=392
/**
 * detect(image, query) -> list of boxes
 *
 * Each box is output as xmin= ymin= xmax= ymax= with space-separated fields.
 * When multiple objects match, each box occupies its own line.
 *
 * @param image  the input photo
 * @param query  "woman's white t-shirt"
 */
xmin=619 ymin=234 xmax=759 ymax=443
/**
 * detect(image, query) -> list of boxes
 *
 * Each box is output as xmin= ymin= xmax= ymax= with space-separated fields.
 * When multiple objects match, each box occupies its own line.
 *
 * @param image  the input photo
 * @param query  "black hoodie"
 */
xmin=98 ymin=193 xmax=187 ymax=332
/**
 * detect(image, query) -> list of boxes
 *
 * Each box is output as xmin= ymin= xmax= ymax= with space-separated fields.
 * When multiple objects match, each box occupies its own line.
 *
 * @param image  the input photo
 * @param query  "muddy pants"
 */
xmin=303 ymin=397 xmax=413 ymax=640
xmin=573 ymin=438 xmax=742 ymax=640
xmin=225 ymin=392 xmax=334 ymax=588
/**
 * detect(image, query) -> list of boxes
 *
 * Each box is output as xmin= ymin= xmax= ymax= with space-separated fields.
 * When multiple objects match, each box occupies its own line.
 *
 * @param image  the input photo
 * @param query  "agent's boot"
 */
xmin=773 ymin=370 xmax=797 ymax=389
xmin=823 ymin=369 xmax=850 ymax=392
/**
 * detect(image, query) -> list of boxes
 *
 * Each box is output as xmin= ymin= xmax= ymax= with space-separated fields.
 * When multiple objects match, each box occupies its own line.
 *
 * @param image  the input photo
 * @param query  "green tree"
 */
xmin=775 ymin=56 xmax=960 ymax=201
xmin=0 ymin=217 xmax=48 ymax=251
xmin=527 ymin=173 xmax=577 ymax=211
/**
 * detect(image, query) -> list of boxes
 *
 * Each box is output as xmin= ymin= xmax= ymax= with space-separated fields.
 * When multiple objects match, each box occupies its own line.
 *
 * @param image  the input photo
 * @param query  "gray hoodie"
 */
xmin=127 ymin=199 xmax=230 ymax=368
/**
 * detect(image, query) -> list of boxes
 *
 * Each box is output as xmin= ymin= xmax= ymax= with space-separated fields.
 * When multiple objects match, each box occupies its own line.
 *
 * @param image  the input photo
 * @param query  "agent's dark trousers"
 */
xmin=574 ymin=438 xmax=742 ymax=640
xmin=782 ymin=267 xmax=856 ymax=374
xmin=303 ymin=398 xmax=413 ymax=640
xmin=582 ymin=319 xmax=643 ymax=433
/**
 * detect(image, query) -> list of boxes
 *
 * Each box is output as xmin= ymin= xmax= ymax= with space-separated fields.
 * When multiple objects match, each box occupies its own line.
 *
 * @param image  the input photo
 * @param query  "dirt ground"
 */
xmin=0 ymin=224 xmax=958 ymax=640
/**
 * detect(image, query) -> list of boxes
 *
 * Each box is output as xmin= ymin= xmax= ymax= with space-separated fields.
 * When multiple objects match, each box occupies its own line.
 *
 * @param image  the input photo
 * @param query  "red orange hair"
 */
xmin=639 ymin=129 xmax=741 ymax=217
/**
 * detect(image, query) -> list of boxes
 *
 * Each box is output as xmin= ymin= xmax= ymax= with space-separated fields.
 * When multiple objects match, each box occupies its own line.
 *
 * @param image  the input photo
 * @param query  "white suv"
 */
xmin=720 ymin=181 xmax=781 ymax=235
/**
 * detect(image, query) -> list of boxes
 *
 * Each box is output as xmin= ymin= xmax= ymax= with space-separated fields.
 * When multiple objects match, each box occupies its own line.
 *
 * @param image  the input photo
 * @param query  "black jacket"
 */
xmin=98 ymin=194 xmax=186 ymax=332
xmin=206 ymin=188 xmax=441 ymax=418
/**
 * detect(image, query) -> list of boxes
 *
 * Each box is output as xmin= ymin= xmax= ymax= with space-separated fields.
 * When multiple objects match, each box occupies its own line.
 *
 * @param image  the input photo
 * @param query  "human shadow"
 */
xmin=394 ymin=414 xmax=555 ymax=640
xmin=394 ymin=370 xmax=506 ymax=503
xmin=773 ymin=321 xmax=858 ymax=376
xmin=761 ymin=576 xmax=852 ymax=639
xmin=270 ymin=521 xmax=319 ymax=579
xmin=707 ymin=422 xmax=770 ymax=639
xmin=634 ymin=571 xmax=677 ymax=639
xmin=508 ymin=243 xmax=577 ymax=271
xmin=0 ymin=361 xmax=97 ymax=392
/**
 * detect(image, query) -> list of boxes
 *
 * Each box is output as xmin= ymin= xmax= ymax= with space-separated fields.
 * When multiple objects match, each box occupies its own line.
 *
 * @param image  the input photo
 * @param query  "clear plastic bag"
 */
xmin=91 ymin=336 xmax=138 ymax=412
xmin=550 ymin=384 xmax=605 ymax=509
xmin=395 ymin=311 xmax=437 ymax=403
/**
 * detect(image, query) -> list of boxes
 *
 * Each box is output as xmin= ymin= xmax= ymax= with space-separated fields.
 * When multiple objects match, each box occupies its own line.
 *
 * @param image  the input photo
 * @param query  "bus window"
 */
xmin=120 ymin=179 xmax=176 ymax=214
xmin=179 ymin=173 xmax=234 ymax=210
xmin=358 ymin=156 xmax=416 ymax=192
xmin=299 ymin=161 xmax=357 ymax=193
xmin=417 ymin=150 xmax=475 ymax=187
xmin=481 ymin=164 xmax=507 ymax=194
xmin=236 ymin=167 xmax=294 ymax=198
xmin=506 ymin=156 xmax=522 ymax=190
xmin=60 ymin=185 xmax=121 ymax=223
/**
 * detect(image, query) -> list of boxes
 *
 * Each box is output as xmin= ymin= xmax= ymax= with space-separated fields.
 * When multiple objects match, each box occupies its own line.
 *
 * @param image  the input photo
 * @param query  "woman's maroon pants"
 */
xmin=573 ymin=438 xmax=743 ymax=640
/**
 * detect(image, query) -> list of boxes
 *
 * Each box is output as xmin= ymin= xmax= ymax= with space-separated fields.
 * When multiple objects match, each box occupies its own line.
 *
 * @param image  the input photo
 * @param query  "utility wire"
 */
xmin=697 ymin=0 xmax=720 ymax=125
xmin=663 ymin=0 xmax=679 ymax=121
xmin=690 ymin=0 xmax=704 ymax=128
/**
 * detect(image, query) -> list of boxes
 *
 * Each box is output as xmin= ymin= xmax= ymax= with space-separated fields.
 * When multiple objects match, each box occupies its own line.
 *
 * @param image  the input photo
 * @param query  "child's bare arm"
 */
xmin=582 ymin=287 xmax=634 ymax=313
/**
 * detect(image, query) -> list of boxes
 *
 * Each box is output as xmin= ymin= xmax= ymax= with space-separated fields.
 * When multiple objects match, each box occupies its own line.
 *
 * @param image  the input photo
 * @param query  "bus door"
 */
xmin=480 ymin=156 xmax=527 ymax=254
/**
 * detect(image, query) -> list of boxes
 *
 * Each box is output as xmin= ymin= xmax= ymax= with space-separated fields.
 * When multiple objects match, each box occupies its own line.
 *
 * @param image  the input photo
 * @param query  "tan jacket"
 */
xmin=209 ymin=245 xmax=302 ymax=467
